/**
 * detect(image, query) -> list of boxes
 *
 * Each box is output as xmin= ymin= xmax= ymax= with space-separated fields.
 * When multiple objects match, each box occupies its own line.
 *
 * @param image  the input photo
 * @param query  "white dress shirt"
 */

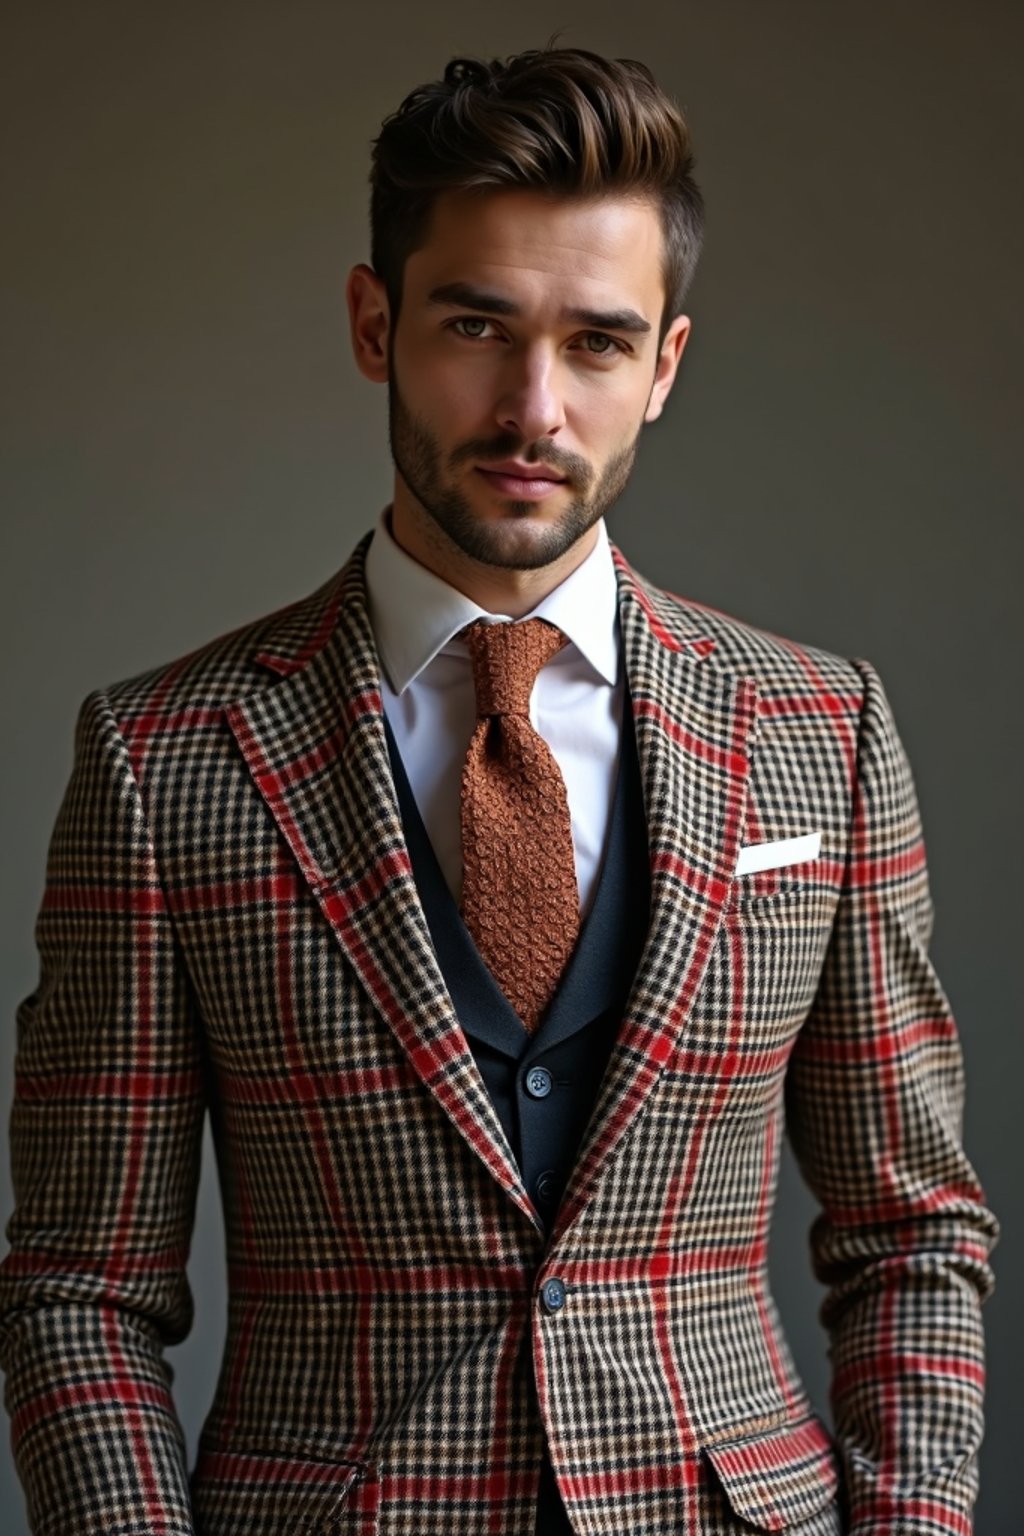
xmin=363 ymin=509 xmax=624 ymax=917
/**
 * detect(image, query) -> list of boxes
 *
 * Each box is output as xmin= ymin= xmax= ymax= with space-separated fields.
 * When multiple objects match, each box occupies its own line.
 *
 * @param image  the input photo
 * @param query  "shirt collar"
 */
xmin=364 ymin=508 xmax=620 ymax=695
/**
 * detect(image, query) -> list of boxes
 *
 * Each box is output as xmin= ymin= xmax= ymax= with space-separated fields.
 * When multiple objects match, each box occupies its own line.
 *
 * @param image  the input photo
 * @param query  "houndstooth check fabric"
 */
xmin=0 ymin=532 xmax=997 ymax=1536
xmin=459 ymin=617 xmax=578 ymax=1035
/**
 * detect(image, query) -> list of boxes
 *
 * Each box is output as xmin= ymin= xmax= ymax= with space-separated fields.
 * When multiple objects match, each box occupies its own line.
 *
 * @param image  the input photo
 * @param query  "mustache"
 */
xmin=449 ymin=434 xmax=592 ymax=488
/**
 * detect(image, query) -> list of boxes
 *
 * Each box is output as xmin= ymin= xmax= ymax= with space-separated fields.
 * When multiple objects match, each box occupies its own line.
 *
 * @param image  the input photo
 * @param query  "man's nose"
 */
xmin=494 ymin=348 xmax=567 ymax=443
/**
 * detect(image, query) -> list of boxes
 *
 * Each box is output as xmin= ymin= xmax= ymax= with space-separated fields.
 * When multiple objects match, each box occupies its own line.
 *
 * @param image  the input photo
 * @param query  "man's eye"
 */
xmin=581 ymin=332 xmax=621 ymax=355
xmin=452 ymin=317 xmax=493 ymax=339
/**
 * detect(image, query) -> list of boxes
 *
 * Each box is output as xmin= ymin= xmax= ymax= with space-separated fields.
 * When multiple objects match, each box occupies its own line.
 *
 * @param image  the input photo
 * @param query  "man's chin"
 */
xmin=442 ymin=505 xmax=596 ymax=571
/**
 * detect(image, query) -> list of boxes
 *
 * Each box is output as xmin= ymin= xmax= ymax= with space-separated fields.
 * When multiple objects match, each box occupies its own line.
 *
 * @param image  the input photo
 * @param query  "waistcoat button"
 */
xmin=535 ymin=1169 xmax=559 ymax=1205
xmin=525 ymin=1066 xmax=553 ymax=1098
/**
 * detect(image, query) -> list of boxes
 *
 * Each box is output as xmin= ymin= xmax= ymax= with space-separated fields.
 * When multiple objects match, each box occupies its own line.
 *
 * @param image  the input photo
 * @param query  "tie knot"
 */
xmin=461 ymin=618 xmax=568 ymax=717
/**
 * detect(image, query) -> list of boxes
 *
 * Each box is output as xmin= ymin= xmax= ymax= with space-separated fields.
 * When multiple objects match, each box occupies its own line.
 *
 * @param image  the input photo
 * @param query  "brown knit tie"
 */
xmin=459 ymin=618 xmax=580 ymax=1035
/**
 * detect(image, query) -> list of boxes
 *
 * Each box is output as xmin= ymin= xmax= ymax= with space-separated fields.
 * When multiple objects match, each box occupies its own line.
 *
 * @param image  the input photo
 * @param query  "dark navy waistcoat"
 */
xmin=383 ymin=689 xmax=651 ymax=1536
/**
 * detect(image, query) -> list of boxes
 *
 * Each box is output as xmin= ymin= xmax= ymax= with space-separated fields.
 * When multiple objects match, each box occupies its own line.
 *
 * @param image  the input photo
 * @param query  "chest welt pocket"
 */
xmin=191 ymin=1443 xmax=379 ymax=1534
xmin=723 ymin=870 xmax=841 ymax=930
xmin=723 ymin=831 xmax=841 ymax=922
xmin=702 ymin=1413 xmax=841 ymax=1532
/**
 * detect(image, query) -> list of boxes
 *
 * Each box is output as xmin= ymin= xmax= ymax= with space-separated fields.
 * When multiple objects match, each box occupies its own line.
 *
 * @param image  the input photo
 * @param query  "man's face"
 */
xmin=351 ymin=188 xmax=690 ymax=573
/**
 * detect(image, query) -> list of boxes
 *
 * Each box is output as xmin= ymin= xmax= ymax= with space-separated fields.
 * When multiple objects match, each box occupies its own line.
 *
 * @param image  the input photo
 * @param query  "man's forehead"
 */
xmin=405 ymin=188 xmax=665 ymax=316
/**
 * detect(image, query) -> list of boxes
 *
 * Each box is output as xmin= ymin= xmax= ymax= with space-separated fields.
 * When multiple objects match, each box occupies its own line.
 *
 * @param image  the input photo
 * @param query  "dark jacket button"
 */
xmin=540 ymin=1277 xmax=567 ymax=1313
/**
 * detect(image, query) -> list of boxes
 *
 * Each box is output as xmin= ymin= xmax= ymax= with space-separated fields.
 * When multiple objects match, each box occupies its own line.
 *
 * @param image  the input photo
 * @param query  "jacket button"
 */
xmin=540 ymin=1277 xmax=567 ymax=1313
xmin=535 ymin=1169 xmax=559 ymax=1205
xmin=525 ymin=1066 xmax=553 ymax=1098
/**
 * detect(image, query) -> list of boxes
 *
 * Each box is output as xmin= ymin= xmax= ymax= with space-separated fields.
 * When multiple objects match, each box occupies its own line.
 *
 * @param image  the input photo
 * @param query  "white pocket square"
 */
xmin=734 ymin=831 xmax=821 ymax=876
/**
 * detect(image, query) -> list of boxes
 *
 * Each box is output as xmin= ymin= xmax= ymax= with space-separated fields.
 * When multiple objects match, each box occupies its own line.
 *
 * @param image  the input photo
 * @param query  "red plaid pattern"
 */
xmin=0 ymin=533 xmax=997 ymax=1535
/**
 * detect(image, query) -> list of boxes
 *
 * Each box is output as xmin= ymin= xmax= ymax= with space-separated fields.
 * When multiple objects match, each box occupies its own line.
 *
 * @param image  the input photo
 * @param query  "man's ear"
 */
xmin=347 ymin=264 xmax=391 ymax=383
xmin=644 ymin=313 xmax=691 ymax=423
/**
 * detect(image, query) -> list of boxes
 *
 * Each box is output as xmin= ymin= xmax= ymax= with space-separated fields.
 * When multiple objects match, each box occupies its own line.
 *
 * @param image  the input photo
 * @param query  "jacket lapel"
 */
xmin=225 ymin=535 xmax=538 ymax=1228
xmin=548 ymin=545 xmax=761 ymax=1243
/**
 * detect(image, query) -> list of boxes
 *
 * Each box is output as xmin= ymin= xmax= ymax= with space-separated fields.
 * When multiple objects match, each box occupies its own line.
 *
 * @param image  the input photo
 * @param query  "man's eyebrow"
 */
xmin=427 ymin=282 xmax=520 ymax=317
xmin=562 ymin=303 xmax=652 ymax=335
xmin=426 ymin=281 xmax=652 ymax=335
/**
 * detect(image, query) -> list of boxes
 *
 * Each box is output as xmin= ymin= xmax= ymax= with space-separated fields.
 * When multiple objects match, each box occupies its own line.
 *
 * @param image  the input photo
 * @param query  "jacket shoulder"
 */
xmin=630 ymin=564 xmax=866 ymax=698
xmin=96 ymin=539 xmax=371 ymax=716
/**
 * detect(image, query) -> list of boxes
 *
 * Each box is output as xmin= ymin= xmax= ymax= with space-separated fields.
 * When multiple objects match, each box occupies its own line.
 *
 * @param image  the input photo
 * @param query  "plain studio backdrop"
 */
xmin=1 ymin=4 xmax=1020 ymax=1533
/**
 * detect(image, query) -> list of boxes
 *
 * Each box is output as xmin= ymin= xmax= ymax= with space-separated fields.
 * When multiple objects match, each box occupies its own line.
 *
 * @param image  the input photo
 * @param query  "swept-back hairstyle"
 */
xmin=369 ymin=47 xmax=704 ymax=339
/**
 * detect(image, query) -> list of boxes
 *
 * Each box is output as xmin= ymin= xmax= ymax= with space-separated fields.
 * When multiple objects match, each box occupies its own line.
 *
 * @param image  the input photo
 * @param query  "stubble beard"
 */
xmin=387 ymin=373 xmax=642 ymax=571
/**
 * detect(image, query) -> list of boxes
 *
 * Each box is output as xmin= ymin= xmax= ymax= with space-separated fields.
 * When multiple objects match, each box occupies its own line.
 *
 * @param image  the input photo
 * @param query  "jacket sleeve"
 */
xmin=0 ymin=689 xmax=205 ymax=1535
xmin=784 ymin=658 xmax=998 ymax=1536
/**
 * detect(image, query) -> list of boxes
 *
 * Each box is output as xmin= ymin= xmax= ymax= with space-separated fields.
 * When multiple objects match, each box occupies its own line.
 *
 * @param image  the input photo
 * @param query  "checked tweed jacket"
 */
xmin=0 ymin=532 xmax=997 ymax=1536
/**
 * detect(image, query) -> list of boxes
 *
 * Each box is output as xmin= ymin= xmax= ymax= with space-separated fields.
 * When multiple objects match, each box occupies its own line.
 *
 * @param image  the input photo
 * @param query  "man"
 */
xmin=0 ymin=45 xmax=997 ymax=1536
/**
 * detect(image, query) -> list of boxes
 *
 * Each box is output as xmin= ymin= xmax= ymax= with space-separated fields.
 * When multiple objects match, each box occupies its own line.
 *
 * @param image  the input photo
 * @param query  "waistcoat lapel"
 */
xmin=383 ymin=711 xmax=526 ymax=1059
xmin=529 ymin=690 xmax=650 ymax=1051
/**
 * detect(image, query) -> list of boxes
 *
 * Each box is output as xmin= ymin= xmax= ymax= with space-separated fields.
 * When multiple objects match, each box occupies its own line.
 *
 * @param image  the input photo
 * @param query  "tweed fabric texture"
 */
xmin=0 ymin=532 xmax=998 ymax=1536
xmin=459 ymin=618 xmax=578 ymax=1035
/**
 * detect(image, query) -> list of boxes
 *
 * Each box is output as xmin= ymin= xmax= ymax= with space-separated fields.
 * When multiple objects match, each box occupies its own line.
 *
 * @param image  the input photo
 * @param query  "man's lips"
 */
xmin=479 ymin=460 xmax=567 ymax=480
xmin=475 ymin=461 xmax=569 ymax=498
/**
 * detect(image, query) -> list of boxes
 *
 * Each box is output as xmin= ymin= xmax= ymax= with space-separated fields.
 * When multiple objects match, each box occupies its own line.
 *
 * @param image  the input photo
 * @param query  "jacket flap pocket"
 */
xmin=703 ymin=1415 xmax=838 ymax=1531
xmin=192 ymin=1444 xmax=370 ymax=1531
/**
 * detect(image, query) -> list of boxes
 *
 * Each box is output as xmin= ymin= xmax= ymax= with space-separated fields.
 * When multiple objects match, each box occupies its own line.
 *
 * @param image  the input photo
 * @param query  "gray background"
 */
xmin=2 ymin=2 xmax=1019 ymax=1532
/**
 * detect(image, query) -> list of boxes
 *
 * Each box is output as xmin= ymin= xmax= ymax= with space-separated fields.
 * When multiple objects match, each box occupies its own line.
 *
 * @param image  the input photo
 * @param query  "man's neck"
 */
xmin=387 ymin=497 xmax=600 ymax=619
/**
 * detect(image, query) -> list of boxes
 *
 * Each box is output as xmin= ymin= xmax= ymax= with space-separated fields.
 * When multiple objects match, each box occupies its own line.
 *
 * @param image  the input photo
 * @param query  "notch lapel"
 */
xmin=550 ymin=547 xmax=760 ymax=1243
xmin=224 ymin=537 xmax=538 ymax=1229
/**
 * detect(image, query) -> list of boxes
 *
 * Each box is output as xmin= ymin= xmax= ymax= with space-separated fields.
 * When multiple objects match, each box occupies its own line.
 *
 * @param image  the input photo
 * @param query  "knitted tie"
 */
xmin=459 ymin=618 xmax=580 ymax=1034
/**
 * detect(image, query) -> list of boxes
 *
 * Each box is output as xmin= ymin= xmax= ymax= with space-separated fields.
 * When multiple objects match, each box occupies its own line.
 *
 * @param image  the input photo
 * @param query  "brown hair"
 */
xmin=369 ymin=47 xmax=704 ymax=341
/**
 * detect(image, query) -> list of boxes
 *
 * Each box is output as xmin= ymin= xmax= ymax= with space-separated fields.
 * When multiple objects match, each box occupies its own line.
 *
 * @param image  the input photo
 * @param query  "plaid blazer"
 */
xmin=0 ymin=533 xmax=997 ymax=1536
